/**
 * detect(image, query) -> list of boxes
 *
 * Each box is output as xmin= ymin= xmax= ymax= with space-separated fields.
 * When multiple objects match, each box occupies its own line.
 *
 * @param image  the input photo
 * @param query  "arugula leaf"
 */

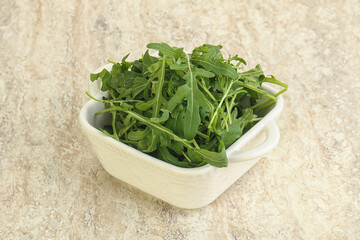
xmin=147 ymin=42 xmax=185 ymax=59
xmin=158 ymin=147 xmax=191 ymax=168
xmin=150 ymin=109 xmax=170 ymax=123
xmin=128 ymin=127 xmax=150 ymax=141
xmin=165 ymin=108 xmax=185 ymax=138
xmin=221 ymin=109 xmax=257 ymax=148
xmin=191 ymin=58 xmax=238 ymax=79
xmin=188 ymin=147 xmax=227 ymax=167
xmin=142 ymin=50 xmax=157 ymax=67
xmin=132 ymin=77 xmax=148 ymax=98
xmin=152 ymin=56 xmax=167 ymax=118
xmin=90 ymin=68 xmax=108 ymax=82
xmin=167 ymin=55 xmax=211 ymax=140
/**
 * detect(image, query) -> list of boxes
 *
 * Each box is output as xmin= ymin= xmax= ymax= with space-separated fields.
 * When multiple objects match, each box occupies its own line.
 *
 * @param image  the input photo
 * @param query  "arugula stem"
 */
xmin=225 ymin=99 xmax=232 ymax=125
xmin=208 ymin=80 xmax=234 ymax=129
xmin=256 ymin=100 xmax=276 ymax=112
xmin=118 ymin=120 xmax=136 ymax=138
xmin=196 ymin=131 xmax=209 ymax=141
xmin=192 ymin=140 xmax=200 ymax=149
xmin=95 ymin=108 xmax=114 ymax=115
xmin=250 ymin=81 xmax=288 ymax=111
xmin=229 ymin=91 xmax=240 ymax=109
xmin=242 ymin=76 xmax=258 ymax=82
xmin=100 ymin=129 xmax=113 ymax=138
xmin=223 ymin=115 xmax=229 ymax=132
xmin=110 ymin=91 xmax=116 ymax=99
xmin=202 ymin=138 xmax=217 ymax=150
xmin=250 ymin=99 xmax=275 ymax=111
xmin=119 ymin=139 xmax=138 ymax=144
xmin=251 ymin=118 xmax=262 ymax=122
xmin=182 ymin=151 xmax=192 ymax=162
xmin=239 ymin=70 xmax=263 ymax=77
xmin=111 ymin=111 xmax=119 ymax=141
xmin=197 ymin=78 xmax=217 ymax=102
xmin=234 ymin=82 xmax=276 ymax=101
xmin=153 ymin=55 xmax=166 ymax=118
xmin=86 ymin=92 xmax=141 ymax=104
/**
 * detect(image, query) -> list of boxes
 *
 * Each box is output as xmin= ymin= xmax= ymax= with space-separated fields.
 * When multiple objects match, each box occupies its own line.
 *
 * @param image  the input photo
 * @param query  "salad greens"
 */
xmin=88 ymin=43 xmax=287 ymax=168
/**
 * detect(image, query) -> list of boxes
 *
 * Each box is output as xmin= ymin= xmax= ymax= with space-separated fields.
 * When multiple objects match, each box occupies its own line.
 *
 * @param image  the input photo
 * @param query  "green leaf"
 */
xmin=168 ymin=141 xmax=184 ymax=155
xmin=167 ymin=85 xmax=189 ymax=112
xmin=189 ymin=147 xmax=228 ymax=167
xmin=221 ymin=109 xmax=257 ymax=148
xmin=147 ymin=42 xmax=185 ymax=58
xmin=158 ymin=147 xmax=190 ymax=167
xmin=170 ymin=63 xmax=188 ymax=71
xmin=150 ymin=109 xmax=170 ymax=123
xmin=263 ymin=75 xmax=288 ymax=93
xmin=192 ymin=44 xmax=223 ymax=61
xmin=138 ymin=134 xmax=158 ymax=152
xmin=167 ymin=55 xmax=211 ymax=140
xmin=193 ymin=67 xmax=215 ymax=78
xmin=132 ymin=77 xmax=149 ymax=98
xmin=228 ymin=55 xmax=247 ymax=65
xmin=191 ymin=58 xmax=238 ymax=79
xmin=90 ymin=68 xmax=108 ymax=82
xmin=151 ymin=56 xmax=167 ymax=118
xmin=100 ymin=70 xmax=112 ymax=91
xmin=128 ymin=127 xmax=150 ymax=141
xmin=122 ymin=53 xmax=130 ymax=63
xmin=135 ymin=98 xmax=156 ymax=111
xmin=142 ymin=50 xmax=157 ymax=67
xmin=165 ymin=109 xmax=185 ymax=138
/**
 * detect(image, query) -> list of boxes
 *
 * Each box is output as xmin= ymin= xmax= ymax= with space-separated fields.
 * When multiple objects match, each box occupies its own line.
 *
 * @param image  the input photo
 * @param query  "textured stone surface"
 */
xmin=1 ymin=0 xmax=359 ymax=239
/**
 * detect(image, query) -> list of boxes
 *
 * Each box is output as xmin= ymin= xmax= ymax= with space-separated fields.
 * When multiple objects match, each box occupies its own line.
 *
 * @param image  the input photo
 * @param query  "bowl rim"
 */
xmin=79 ymin=81 xmax=283 ymax=175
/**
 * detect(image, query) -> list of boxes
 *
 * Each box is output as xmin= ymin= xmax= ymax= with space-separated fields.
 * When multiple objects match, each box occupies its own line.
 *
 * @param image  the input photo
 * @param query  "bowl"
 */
xmin=79 ymin=64 xmax=284 ymax=209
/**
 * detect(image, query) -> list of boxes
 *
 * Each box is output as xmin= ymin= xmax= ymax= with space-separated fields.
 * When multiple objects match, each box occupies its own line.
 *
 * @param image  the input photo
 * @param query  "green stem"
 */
xmin=192 ymin=140 xmax=200 ymax=149
xmin=95 ymin=108 xmax=114 ymax=115
xmin=111 ymin=111 xmax=119 ymax=141
xmin=239 ymin=70 xmax=263 ymax=77
xmin=86 ymin=92 xmax=141 ymax=104
xmin=250 ymin=80 xmax=288 ymax=111
xmin=234 ymin=82 xmax=276 ymax=101
xmin=118 ymin=120 xmax=136 ymax=138
xmin=196 ymin=131 xmax=209 ymax=141
xmin=153 ymin=55 xmax=166 ymax=118
xmin=119 ymin=139 xmax=138 ymax=144
xmin=223 ymin=114 xmax=229 ymax=132
xmin=182 ymin=151 xmax=192 ymax=162
xmin=110 ymin=91 xmax=116 ymax=99
xmin=208 ymin=80 xmax=234 ymax=129
xmin=225 ymin=99 xmax=232 ymax=125
xmin=251 ymin=118 xmax=262 ymax=122
xmin=197 ymin=77 xmax=217 ymax=102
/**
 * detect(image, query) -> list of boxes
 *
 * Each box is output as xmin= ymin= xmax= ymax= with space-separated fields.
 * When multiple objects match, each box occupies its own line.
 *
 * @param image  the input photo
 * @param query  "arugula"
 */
xmin=88 ymin=43 xmax=287 ymax=168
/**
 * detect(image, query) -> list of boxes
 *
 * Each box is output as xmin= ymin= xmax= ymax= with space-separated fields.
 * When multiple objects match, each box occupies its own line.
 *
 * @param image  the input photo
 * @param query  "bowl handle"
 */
xmin=228 ymin=120 xmax=280 ymax=163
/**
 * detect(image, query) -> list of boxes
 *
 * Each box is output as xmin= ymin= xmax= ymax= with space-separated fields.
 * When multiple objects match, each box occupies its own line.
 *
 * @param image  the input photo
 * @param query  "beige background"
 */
xmin=1 ymin=0 xmax=360 ymax=239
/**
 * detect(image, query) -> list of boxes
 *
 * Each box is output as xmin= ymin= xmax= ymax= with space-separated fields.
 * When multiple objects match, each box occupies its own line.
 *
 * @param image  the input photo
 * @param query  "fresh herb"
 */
xmin=88 ymin=43 xmax=287 ymax=168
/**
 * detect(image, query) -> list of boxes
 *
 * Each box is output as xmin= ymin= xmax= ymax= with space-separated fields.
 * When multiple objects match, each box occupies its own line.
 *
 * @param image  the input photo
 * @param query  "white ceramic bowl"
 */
xmin=79 ymin=64 xmax=284 ymax=209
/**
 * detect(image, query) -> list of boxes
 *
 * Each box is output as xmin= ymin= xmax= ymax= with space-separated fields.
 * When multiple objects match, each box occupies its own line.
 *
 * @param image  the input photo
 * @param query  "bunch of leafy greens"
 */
xmin=87 ymin=43 xmax=287 ymax=168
